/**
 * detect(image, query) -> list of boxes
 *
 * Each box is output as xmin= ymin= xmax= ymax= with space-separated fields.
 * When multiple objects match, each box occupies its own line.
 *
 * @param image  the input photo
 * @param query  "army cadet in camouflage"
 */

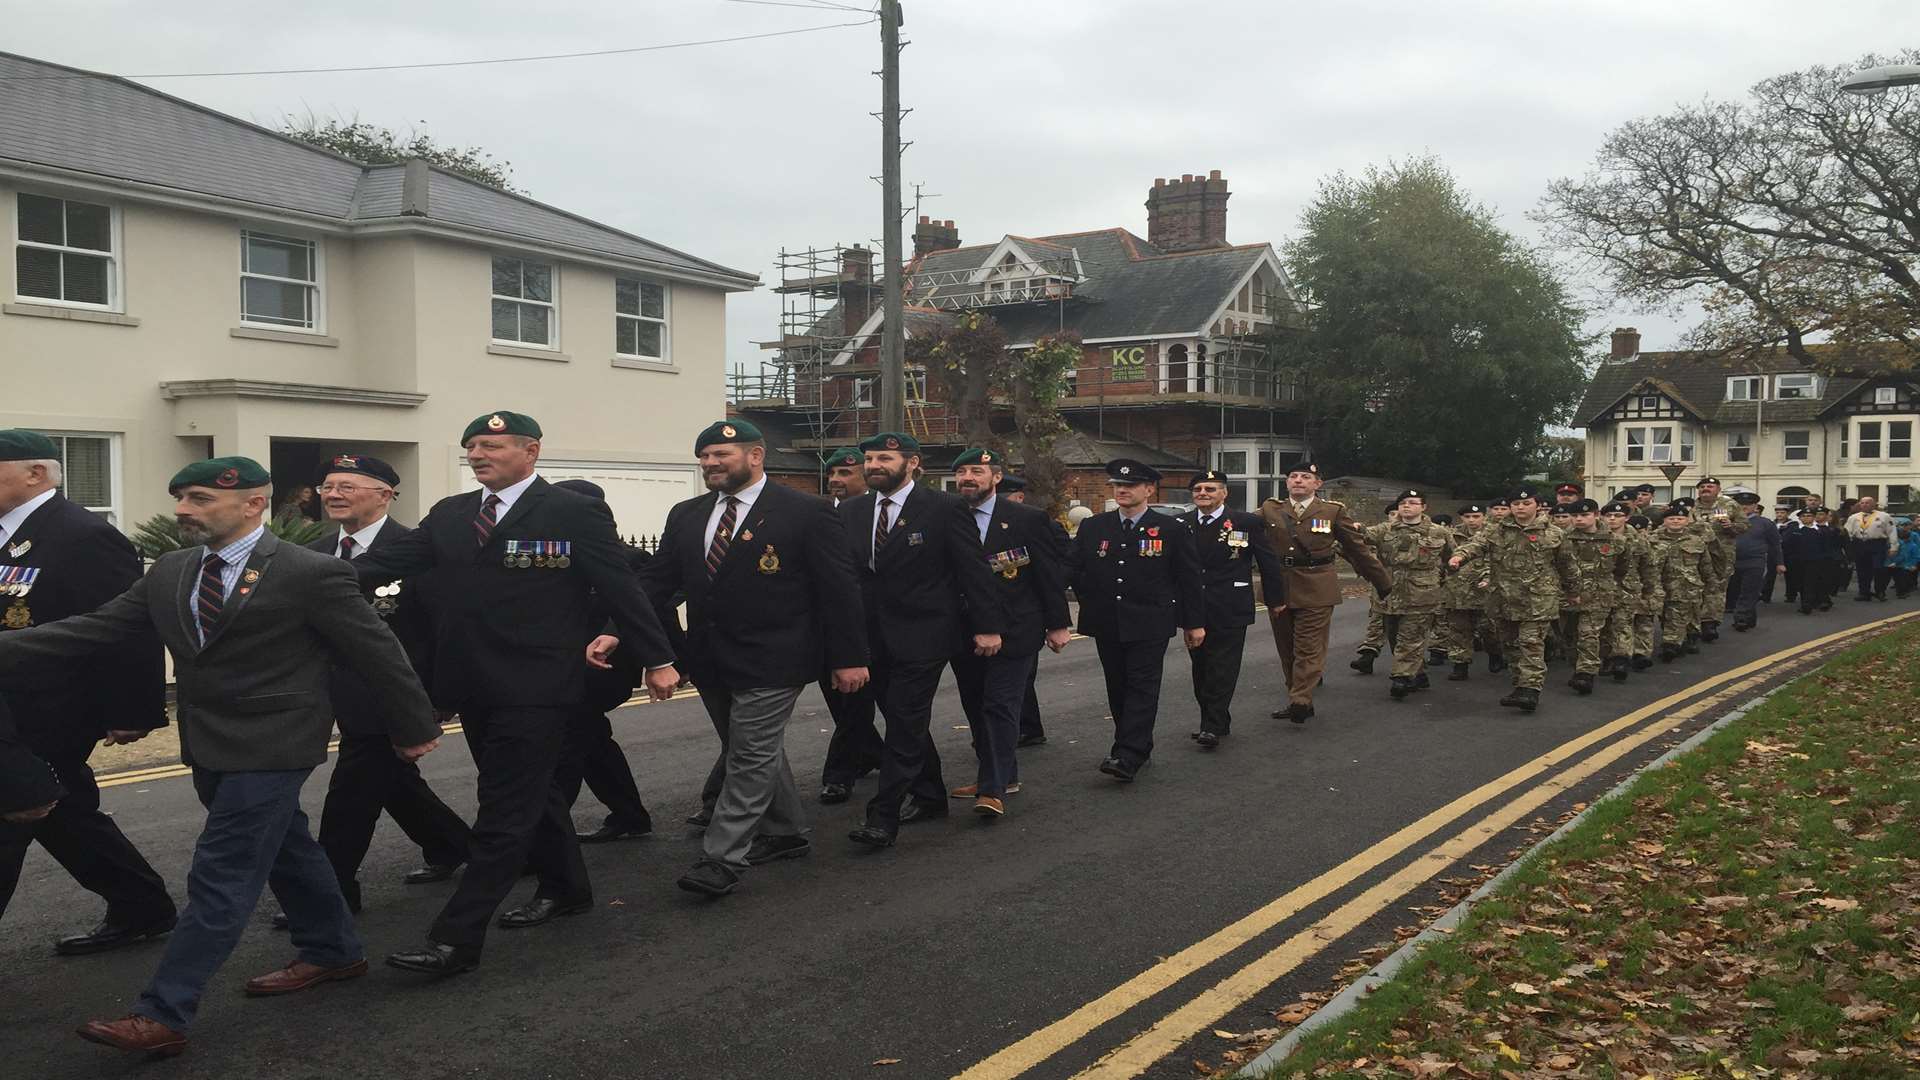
xmin=1558 ymin=499 xmax=1627 ymax=695
xmin=1601 ymin=502 xmax=1651 ymax=677
xmin=1625 ymin=514 xmax=1660 ymax=666
xmin=1688 ymin=476 xmax=1749 ymax=642
xmin=1449 ymin=488 xmax=1579 ymax=713
xmin=1350 ymin=500 xmax=1400 ymax=676
xmin=1441 ymin=504 xmax=1504 ymax=681
xmin=1364 ymin=491 xmax=1453 ymax=700
xmin=1650 ymin=504 xmax=1714 ymax=661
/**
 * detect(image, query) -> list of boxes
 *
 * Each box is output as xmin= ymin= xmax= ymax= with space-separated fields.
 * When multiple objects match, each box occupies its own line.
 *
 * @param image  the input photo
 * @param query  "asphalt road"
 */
xmin=3 ymin=596 xmax=1912 ymax=1080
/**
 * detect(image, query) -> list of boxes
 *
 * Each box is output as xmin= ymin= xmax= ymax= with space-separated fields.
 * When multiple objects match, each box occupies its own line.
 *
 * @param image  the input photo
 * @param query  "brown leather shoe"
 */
xmin=244 ymin=958 xmax=370 ymax=997
xmin=948 ymin=783 xmax=979 ymax=799
xmin=77 ymin=1015 xmax=186 ymax=1057
xmin=973 ymin=795 xmax=1005 ymax=817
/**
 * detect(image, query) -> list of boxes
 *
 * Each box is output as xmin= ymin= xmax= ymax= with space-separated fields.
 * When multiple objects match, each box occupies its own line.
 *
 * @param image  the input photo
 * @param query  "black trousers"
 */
xmin=1781 ymin=563 xmax=1802 ymax=603
xmin=951 ymin=649 xmax=1035 ymax=796
xmin=1019 ymin=661 xmax=1045 ymax=741
xmin=428 ymin=706 xmax=585 ymax=949
xmin=1187 ymin=624 xmax=1247 ymax=736
xmin=863 ymin=653 xmax=949 ymax=829
xmin=818 ymin=677 xmax=882 ymax=786
xmin=0 ymin=749 xmax=174 ymax=925
xmin=553 ymin=709 xmax=650 ymax=832
xmin=1095 ymin=636 xmax=1167 ymax=768
xmin=1852 ymin=542 xmax=1891 ymax=598
xmin=1727 ymin=566 xmax=1765 ymax=627
xmin=317 ymin=733 xmax=470 ymax=908
xmin=1760 ymin=565 xmax=1778 ymax=602
xmin=1793 ymin=560 xmax=1835 ymax=611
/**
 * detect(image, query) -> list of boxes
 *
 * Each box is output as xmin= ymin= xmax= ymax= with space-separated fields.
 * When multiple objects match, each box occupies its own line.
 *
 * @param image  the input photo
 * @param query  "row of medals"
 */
xmin=506 ymin=552 xmax=571 ymax=568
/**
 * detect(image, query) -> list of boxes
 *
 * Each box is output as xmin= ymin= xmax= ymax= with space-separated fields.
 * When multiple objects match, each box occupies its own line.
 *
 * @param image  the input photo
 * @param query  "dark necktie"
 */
xmin=1123 ymin=518 xmax=1137 ymax=535
xmin=474 ymin=493 xmax=502 ymax=548
xmin=705 ymin=496 xmax=739 ymax=579
xmin=197 ymin=552 xmax=225 ymax=642
xmin=874 ymin=497 xmax=895 ymax=560
xmin=338 ymin=535 xmax=355 ymax=560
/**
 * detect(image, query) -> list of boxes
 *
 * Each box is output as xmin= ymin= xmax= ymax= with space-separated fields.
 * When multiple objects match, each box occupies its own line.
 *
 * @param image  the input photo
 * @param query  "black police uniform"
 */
xmin=1179 ymin=495 xmax=1284 ymax=739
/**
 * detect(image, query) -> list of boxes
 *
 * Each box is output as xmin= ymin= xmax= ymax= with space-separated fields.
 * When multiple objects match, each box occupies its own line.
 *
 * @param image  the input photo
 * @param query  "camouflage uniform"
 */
xmin=1689 ymin=494 xmax=1749 ymax=633
xmin=1560 ymin=526 xmax=1625 ymax=678
xmin=1363 ymin=516 xmax=1453 ymax=683
xmin=1649 ymin=523 xmax=1713 ymax=659
xmin=1442 ymin=521 xmax=1501 ymax=671
xmin=1612 ymin=524 xmax=1656 ymax=666
xmin=1452 ymin=517 xmax=1579 ymax=693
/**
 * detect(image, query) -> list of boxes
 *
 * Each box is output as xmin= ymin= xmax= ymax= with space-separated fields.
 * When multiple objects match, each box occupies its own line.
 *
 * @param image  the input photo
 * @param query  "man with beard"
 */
xmin=1688 ymin=476 xmax=1749 ymax=639
xmin=943 ymin=449 xmax=1069 ymax=815
xmin=1181 ymin=470 xmax=1283 ymax=747
xmin=844 ymin=433 xmax=1002 ymax=847
xmin=815 ymin=447 xmax=881 ymax=805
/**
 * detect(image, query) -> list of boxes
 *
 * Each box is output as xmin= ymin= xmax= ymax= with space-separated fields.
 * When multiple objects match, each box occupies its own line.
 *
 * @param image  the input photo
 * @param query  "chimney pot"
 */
xmin=1147 ymin=169 xmax=1231 ymax=252
xmin=1610 ymin=327 xmax=1642 ymax=360
xmin=1182 ymin=173 xmax=1194 ymax=183
xmin=1154 ymin=177 xmax=1166 ymax=187
xmin=918 ymin=215 xmax=930 ymax=224
xmin=1209 ymin=169 xmax=1222 ymax=180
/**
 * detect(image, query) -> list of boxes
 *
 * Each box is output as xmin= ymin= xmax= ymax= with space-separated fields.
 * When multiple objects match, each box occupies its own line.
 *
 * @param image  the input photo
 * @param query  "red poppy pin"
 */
xmin=215 ymin=468 xmax=239 ymax=488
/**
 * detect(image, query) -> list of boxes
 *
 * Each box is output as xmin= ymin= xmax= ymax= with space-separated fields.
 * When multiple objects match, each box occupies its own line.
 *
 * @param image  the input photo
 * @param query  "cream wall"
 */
xmin=1585 ymin=419 xmax=1917 ymax=506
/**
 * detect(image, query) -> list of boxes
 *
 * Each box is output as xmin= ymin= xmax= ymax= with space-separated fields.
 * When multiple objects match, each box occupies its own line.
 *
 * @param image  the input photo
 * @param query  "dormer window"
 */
xmin=1726 ymin=375 xmax=1764 ymax=401
xmin=1774 ymin=373 xmax=1819 ymax=399
xmin=1638 ymin=394 xmax=1660 ymax=409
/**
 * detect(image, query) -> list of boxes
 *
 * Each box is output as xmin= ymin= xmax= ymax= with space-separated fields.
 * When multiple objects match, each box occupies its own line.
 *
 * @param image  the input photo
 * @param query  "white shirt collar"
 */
xmin=0 ymin=488 xmax=59 ymax=540
xmin=876 ymin=478 xmax=915 ymax=507
xmin=335 ymin=515 xmax=388 ymax=557
xmin=482 ymin=471 xmax=541 ymax=515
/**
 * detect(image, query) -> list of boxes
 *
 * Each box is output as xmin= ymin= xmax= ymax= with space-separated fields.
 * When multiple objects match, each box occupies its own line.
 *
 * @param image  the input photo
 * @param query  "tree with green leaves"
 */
xmin=277 ymin=115 xmax=523 ymax=194
xmin=1271 ymin=157 xmax=1590 ymax=491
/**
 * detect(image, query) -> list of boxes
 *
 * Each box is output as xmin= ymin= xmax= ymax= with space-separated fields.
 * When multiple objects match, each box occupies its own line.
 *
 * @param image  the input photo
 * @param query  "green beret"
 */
xmin=950 ymin=447 xmax=1005 ymax=470
xmin=0 ymin=430 xmax=59 ymax=462
xmin=859 ymin=431 xmax=919 ymax=454
xmin=169 ymin=456 xmax=271 ymax=494
xmin=694 ymin=418 xmax=763 ymax=453
xmin=824 ymin=446 xmax=861 ymax=468
xmin=461 ymin=410 xmax=543 ymax=445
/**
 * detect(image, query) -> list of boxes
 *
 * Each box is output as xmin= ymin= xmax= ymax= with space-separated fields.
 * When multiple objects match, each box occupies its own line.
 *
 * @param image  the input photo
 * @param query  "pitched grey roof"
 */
xmin=1576 ymin=346 xmax=1914 ymax=427
xmin=0 ymin=51 xmax=756 ymax=288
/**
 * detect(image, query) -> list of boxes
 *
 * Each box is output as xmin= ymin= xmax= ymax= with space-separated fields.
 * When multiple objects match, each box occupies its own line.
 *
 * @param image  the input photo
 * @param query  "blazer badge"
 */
xmin=757 ymin=545 xmax=781 ymax=574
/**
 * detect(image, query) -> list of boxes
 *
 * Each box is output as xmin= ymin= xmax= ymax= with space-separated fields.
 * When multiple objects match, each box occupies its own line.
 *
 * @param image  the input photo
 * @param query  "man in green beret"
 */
xmin=814 ymin=446 xmax=880 ymax=803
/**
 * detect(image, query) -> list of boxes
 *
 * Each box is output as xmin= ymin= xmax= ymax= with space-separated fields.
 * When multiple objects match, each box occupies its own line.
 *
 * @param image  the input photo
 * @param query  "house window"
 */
xmin=1891 ymin=420 xmax=1913 ymax=459
xmin=33 ymin=431 xmax=117 ymax=523
xmin=906 ymin=370 xmax=928 ymax=401
xmin=14 ymin=192 xmax=117 ymax=308
xmin=1840 ymin=426 xmax=1848 ymax=458
xmin=1858 ymin=422 xmax=1882 ymax=459
xmin=1638 ymin=395 xmax=1660 ymax=410
xmin=852 ymin=377 xmax=876 ymax=408
xmin=614 ymin=278 xmax=668 ymax=361
xmin=491 ymin=256 xmax=555 ymax=347
xmin=1857 ymin=484 xmax=1879 ymax=501
xmin=1782 ymin=429 xmax=1810 ymax=462
xmin=1217 ymin=451 xmax=1248 ymax=473
xmin=239 ymin=231 xmax=320 ymax=330
xmin=1889 ymin=484 xmax=1911 ymax=506
xmin=1775 ymin=373 xmax=1818 ymax=399
xmin=1726 ymin=375 xmax=1764 ymax=401
xmin=1680 ymin=428 xmax=1696 ymax=462
xmin=1726 ymin=431 xmax=1751 ymax=463
xmin=1873 ymin=387 xmax=1897 ymax=405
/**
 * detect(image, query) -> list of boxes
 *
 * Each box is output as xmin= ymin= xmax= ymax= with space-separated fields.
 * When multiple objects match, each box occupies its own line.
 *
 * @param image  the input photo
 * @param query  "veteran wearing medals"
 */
xmin=0 ymin=430 xmax=176 ymax=954
xmin=597 ymin=420 xmax=865 ymax=894
xmin=943 ymin=449 xmax=1071 ymax=816
xmin=815 ymin=446 xmax=883 ymax=804
xmin=1180 ymin=470 xmax=1284 ymax=748
xmin=354 ymin=412 xmax=679 ymax=977
xmin=1259 ymin=461 xmax=1392 ymax=724
xmin=1069 ymin=459 xmax=1204 ymax=781
xmin=275 ymin=454 xmax=470 ymax=929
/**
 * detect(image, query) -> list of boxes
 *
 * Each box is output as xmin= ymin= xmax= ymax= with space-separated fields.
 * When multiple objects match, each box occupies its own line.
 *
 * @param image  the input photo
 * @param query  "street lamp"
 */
xmin=1841 ymin=64 xmax=1920 ymax=94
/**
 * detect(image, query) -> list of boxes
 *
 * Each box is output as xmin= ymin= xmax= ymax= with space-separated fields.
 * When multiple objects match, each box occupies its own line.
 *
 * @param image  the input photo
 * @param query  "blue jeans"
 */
xmin=134 ymin=768 xmax=361 ymax=1031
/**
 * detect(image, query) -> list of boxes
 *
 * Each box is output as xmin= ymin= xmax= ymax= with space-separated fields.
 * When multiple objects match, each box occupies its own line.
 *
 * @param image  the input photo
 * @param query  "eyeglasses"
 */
xmin=316 ymin=483 xmax=390 ymax=496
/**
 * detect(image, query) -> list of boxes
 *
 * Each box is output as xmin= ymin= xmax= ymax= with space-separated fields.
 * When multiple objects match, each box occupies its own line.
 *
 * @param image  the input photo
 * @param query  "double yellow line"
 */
xmin=954 ymin=610 xmax=1918 ymax=1080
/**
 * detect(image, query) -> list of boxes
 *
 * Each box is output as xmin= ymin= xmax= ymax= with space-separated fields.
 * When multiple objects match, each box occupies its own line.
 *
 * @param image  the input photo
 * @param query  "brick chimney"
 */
xmin=1146 ymin=170 xmax=1231 ymax=252
xmin=840 ymin=245 xmax=874 ymax=331
xmin=1610 ymin=327 xmax=1641 ymax=361
xmin=913 ymin=216 xmax=960 ymax=259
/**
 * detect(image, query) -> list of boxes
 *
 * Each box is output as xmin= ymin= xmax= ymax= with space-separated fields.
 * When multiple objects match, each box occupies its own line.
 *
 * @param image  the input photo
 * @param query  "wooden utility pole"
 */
xmin=878 ymin=0 xmax=906 ymax=433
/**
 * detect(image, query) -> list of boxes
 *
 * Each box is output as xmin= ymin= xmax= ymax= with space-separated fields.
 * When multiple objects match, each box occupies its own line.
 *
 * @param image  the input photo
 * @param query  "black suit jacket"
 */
xmin=641 ymin=480 xmax=866 ymax=689
xmin=308 ymin=519 xmax=437 ymax=735
xmin=0 ymin=531 xmax=439 ymax=772
xmin=352 ymin=477 xmax=674 ymax=710
xmin=966 ymin=497 xmax=1070 ymax=656
xmin=0 ymin=493 xmax=165 ymax=754
xmin=585 ymin=545 xmax=685 ymax=713
xmin=0 ymin=696 xmax=62 ymax=814
xmin=1179 ymin=507 xmax=1285 ymax=628
xmin=840 ymin=483 xmax=1004 ymax=664
xmin=1069 ymin=508 xmax=1204 ymax=641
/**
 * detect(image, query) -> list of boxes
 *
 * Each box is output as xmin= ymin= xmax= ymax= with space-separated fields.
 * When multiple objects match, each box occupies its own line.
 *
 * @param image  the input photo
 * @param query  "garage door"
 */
xmin=458 ymin=458 xmax=700 ymax=543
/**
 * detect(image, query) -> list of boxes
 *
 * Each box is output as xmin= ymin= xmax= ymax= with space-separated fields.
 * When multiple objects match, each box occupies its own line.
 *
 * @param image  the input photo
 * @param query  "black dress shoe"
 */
xmin=577 ymin=821 xmax=652 ymax=844
xmin=847 ymin=824 xmax=897 ymax=848
xmin=1195 ymin=731 xmax=1221 ymax=749
xmin=54 ymin=915 xmax=177 ymax=956
xmin=1016 ymin=733 xmax=1047 ymax=747
xmin=676 ymin=859 xmax=742 ymax=896
xmin=685 ymin=808 xmax=714 ymax=828
xmin=386 ymin=942 xmax=481 ymax=976
xmin=898 ymin=801 xmax=948 ymax=825
xmin=745 ymin=834 xmax=812 ymax=866
xmin=818 ymin=782 xmax=852 ymax=804
xmin=497 ymin=896 xmax=592 ymax=929
xmin=402 ymin=863 xmax=462 ymax=885
xmin=1097 ymin=757 xmax=1141 ymax=782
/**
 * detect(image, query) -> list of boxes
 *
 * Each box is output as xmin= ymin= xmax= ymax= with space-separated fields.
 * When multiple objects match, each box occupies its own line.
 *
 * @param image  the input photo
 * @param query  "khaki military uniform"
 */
xmin=1451 ymin=517 xmax=1578 ymax=691
xmin=1441 ymin=522 xmax=1501 ymax=667
xmin=1363 ymin=517 xmax=1453 ymax=679
xmin=1259 ymin=497 xmax=1393 ymax=709
xmin=1560 ymin=527 xmax=1626 ymax=676
xmin=1689 ymin=495 xmax=1749 ymax=629
xmin=1650 ymin=524 xmax=1712 ymax=657
xmin=1611 ymin=526 xmax=1656 ymax=661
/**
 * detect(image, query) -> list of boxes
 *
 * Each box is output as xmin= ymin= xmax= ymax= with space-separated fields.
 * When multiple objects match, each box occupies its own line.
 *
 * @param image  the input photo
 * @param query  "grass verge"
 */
xmin=1259 ymin=621 xmax=1920 ymax=1079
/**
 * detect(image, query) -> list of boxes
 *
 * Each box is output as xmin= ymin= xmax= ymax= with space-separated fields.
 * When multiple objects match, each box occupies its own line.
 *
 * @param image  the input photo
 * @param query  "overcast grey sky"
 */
xmin=7 ymin=0 xmax=1912 ymax=376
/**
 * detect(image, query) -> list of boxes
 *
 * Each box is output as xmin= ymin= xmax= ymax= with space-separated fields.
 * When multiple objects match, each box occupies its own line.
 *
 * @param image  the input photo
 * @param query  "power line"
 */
xmin=718 ymin=0 xmax=871 ymax=11
xmin=0 ymin=19 xmax=877 ymax=81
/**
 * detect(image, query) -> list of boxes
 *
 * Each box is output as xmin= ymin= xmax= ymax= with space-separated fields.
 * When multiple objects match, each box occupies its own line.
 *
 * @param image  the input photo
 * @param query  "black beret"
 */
xmin=170 ymin=456 xmax=271 ymax=494
xmin=859 ymin=431 xmax=919 ymax=454
xmin=317 ymin=453 xmax=399 ymax=487
xmin=553 ymin=478 xmax=606 ymax=501
xmin=998 ymin=474 xmax=1028 ymax=493
xmin=1106 ymin=458 xmax=1160 ymax=483
xmin=1549 ymin=505 xmax=1574 ymax=516
xmin=1698 ymin=475 xmax=1723 ymax=486
xmin=1395 ymin=489 xmax=1427 ymax=502
xmin=1675 ymin=496 xmax=1696 ymax=508
xmin=1569 ymin=498 xmax=1599 ymax=513
xmin=0 ymin=430 xmax=58 ymax=462
xmin=1635 ymin=483 xmax=1655 ymax=494
xmin=1285 ymin=460 xmax=1320 ymax=477
xmin=823 ymin=446 xmax=861 ymax=468
xmin=695 ymin=419 xmax=763 ymax=453
xmin=1661 ymin=503 xmax=1692 ymax=518
xmin=951 ymin=447 xmax=1005 ymax=470
xmin=1627 ymin=514 xmax=1651 ymax=529
xmin=1459 ymin=504 xmax=1485 ymax=515
xmin=1731 ymin=491 xmax=1762 ymax=505
xmin=1601 ymin=501 xmax=1631 ymax=515
xmin=462 ymin=410 xmax=542 ymax=444
xmin=1508 ymin=487 xmax=1542 ymax=503
xmin=1193 ymin=470 xmax=1230 ymax=487
xmin=1490 ymin=498 xmax=1509 ymax=508
xmin=1430 ymin=513 xmax=1453 ymax=525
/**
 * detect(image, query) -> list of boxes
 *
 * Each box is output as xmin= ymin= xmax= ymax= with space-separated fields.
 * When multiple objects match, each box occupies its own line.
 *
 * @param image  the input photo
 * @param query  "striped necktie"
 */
xmin=873 ymin=497 xmax=895 ymax=563
xmin=474 ymin=493 xmax=502 ymax=548
xmin=706 ymin=496 xmax=739 ymax=578
xmin=338 ymin=535 xmax=356 ymax=560
xmin=197 ymin=552 xmax=225 ymax=643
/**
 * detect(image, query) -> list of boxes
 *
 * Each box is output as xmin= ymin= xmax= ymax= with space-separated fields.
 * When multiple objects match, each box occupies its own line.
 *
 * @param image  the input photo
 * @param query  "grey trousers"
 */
xmin=698 ymin=683 xmax=808 ymax=870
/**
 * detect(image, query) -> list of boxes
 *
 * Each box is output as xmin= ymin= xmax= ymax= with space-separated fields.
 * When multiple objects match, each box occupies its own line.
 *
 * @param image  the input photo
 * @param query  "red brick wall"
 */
xmin=1057 ymin=466 xmax=1201 ymax=511
xmin=765 ymin=473 xmax=824 ymax=497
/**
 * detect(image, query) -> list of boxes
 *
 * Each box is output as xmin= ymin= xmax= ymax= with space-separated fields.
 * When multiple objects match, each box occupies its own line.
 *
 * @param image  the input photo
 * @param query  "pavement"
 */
xmin=2 ymin=596 xmax=1911 ymax=1080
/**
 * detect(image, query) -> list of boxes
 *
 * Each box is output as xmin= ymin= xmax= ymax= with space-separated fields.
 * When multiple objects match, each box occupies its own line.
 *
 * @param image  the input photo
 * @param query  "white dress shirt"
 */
xmin=482 ymin=471 xmax=541 ymax=517
xmin=971 ymin=493 xmax=996 ymax=543
xmin=0 ymin=487 xmax=58 ymax=548
xmin=333 ymin=515 xmax=388 ymax=559
xmin=704 ymin=474 xmax=768 ymax=552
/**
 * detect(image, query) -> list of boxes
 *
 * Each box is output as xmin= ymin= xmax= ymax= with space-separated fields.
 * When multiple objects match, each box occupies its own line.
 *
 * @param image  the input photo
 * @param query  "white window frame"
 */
xmin=1782 ymin=429 xmax=1810 ymax=462
xmin=613 ymin=276 xmax=671 ymax=363
xmin=1858 ymin=421 xmax=1883 ymax=460
xmin=13 ymin=191 xmax=123 ymax=312
xmin=1725 ymin=430 xmax=1752 ymax=464
xmin=1625 ymin=424 xmax=1689 ymax=463
xmin=1873 ymin=386 xmax=1897 ymax=405
xmin=852 ymin=376 xmax=876 ymax=409
xmin=490 ymin=255 xmax=558 ymax=349
xmin=1638 ymin=394 xmax=1661 ymax=410
xmin=35 ymin=430 xmax=122 ymax=524
xmin=1726 ymin=375 xmax=1764 ymax=401
xmin=238 ymin=229 xmax=323 ymax=332
xmin=1890 ymin=420 xmax=1913 ymax=460
xmin=1774 ymin=373 xmax=1818 ymax=399
xmin=1625 ymin=426 xmax=1647 ymax=462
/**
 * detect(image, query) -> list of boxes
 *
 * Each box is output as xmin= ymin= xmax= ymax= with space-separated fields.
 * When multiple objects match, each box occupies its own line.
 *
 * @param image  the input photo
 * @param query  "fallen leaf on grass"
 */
xmin=1809 ymin=897 xmax=1860 ymax=912
xmin=1546 ymin=1053 xmax=1578 ymax=1070
xmin=1842 ymin=1003 xmax=1892 ymax=1022
xmin=1509 ymin=982 xmax=1541 ymax=996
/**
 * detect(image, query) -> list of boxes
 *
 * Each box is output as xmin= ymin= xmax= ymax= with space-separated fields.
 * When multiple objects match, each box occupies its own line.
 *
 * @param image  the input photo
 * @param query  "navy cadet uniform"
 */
xmin=0 ymin=429 xmax=176 ymax=953
xmin=946 ymin=449 xmax=1070 ymax=811
xmin=817 ymin=446 xmax=883 ymax=805
xmin=1069 ymin=459 xmax=1203 ymax=781
xmin=1179 ymin=470 xmax=1284 ymax=746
